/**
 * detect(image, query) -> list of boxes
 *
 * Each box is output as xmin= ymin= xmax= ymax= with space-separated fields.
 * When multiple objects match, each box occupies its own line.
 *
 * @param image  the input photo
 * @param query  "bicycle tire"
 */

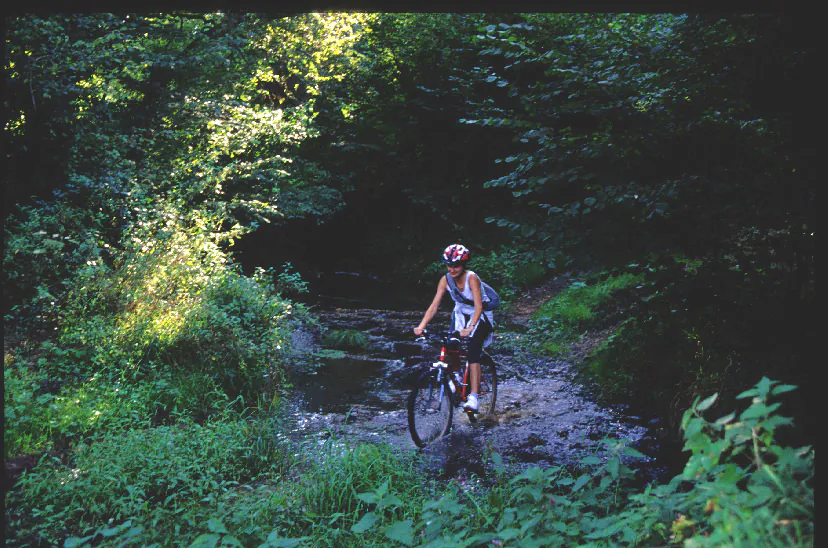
xmin=407 ymin=371 xmax=453 ymax=448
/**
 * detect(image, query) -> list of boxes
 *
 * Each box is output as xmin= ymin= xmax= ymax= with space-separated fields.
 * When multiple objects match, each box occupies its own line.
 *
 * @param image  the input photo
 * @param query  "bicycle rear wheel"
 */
xmin=407 ymin=372 xmax=453 ymax=448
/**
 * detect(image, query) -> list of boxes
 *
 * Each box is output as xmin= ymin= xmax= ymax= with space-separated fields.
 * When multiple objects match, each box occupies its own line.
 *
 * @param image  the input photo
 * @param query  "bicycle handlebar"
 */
xmin=415 ymin=329 xmax=467 ymax=347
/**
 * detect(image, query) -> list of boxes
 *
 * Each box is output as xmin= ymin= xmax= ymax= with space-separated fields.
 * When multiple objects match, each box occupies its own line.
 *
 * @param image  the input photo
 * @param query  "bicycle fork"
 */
xmin=423 ymin=360 xmax=448 ymax=411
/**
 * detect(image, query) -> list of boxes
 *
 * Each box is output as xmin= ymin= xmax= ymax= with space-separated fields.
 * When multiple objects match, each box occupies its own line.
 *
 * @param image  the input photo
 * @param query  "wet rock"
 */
xmin=527 ymin=433 xmax=546 ymax=446
xmin=403 ymin=356 xmax=425 ymax=367
xmin=392 ymin=342 xmax=425 ymax=357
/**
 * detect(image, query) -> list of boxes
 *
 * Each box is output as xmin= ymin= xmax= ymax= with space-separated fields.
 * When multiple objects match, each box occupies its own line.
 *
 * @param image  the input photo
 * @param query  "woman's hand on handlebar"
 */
xmin=413 ymin=326 xmax=425 ymax=337
xmin=459 ymin=326 xmax=472 ymax=338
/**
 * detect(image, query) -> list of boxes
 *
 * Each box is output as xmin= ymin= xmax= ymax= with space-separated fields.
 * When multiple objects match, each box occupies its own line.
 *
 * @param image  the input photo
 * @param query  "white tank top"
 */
xmin=449 ymin=270 xmax=494 ymax=347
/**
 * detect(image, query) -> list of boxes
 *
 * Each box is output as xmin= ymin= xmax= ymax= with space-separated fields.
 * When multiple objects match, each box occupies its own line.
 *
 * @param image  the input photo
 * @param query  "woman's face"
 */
xmin=446 ymin=263 xmax=465 ymax=278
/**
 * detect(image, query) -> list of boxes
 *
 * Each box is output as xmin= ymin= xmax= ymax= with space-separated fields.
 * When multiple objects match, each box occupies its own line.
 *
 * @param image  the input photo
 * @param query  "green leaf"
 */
xmin=356 ymin=492 xmax=378 ymax=504
xmin=378 ymin=494 xmax=404 ymax=510
xmin=714 ymin=412 xmax=736 ymax=426
xmin=99 ymin=520 xmax=132 ymax=537
xmin=571 ymin=473 xmax=591 ymax=492
xmin=64 ymin=535 xmax=95 ymax=548
xmin=756 ymin=377 xmax=773 ymax=397
xmin=607 ymin=457 xmax=619 ymax=479
xmin=622 ymin=446 xmax=648 ymax=459
xmin=385 ymin=520 xmax=414 ymax=546
xmin=736 ymin=388 xmax=759 ymax=399
xmin=550 ymin=521 xmax=568 ymax=533
xmin=770 ymin=384 xmax=797 ymax=396
xmin=261 ymin=534 xmax=308 ymax=548
xmin=741 ymin=402 xmax=780 ymax=420
xmin=189 ymin=534 xmax=221 ymax=548
xmin=497 ymin=528 xmax=521 ymax=540
xmin=207 ymin=518 xmax=229 ymax=534
xmin=351 ymin=512 xmax=378 ymax=534
xmin=696 ymin=393 xmax=718 ymax=411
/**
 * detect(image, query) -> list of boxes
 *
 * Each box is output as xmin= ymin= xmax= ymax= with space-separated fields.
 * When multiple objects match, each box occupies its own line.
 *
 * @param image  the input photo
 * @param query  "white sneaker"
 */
xmin=463 ymin=393 xmax=479 ymax=412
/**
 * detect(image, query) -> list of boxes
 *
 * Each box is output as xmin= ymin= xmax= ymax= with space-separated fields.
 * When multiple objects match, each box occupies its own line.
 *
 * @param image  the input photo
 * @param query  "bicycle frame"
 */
xmin=422 ymin=331 xmax=484 ymax=406
xmin=441 ymin=339 xmax=470 ymax=403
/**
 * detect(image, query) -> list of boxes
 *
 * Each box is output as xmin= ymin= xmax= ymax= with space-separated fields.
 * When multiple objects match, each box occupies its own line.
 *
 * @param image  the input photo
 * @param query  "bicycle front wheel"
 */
xmin=407 ymin=372 xmax=453 ymax=448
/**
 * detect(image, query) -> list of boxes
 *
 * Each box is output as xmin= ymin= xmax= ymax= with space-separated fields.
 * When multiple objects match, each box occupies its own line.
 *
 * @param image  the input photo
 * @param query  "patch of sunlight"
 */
xmin=5 ymin=110 xmax=26 ymax=135
xmin=115 ymin=231 xmax=214 ymax=347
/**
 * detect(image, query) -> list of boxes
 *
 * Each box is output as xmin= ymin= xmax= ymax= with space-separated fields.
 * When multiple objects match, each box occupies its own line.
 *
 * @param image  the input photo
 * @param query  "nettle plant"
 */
xmin=654 ymin=377 xmax=814 ymax=546
xmin=604 ymin=377 xmax=813 ymax=547
xmin=354 ymin=377 xmax=813 ymax=547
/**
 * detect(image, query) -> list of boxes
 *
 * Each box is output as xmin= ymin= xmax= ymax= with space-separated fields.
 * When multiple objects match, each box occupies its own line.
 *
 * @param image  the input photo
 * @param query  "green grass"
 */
xmin=322 ymin=329 xmax=369 ymax=350
xmin=533 ymin=272 xmax=643 ymax=325
xmin=529 ymin=272 xmax=644 ymax=356
xmin=314 ymin=348 xmax=347 ymax=359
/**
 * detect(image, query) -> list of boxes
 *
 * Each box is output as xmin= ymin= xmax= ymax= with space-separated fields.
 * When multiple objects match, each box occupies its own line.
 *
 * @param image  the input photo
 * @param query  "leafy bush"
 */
xmin=45 ymin=216 xmax=294 ymax=399
xmin=274 ymin=261 xmax=311 ymax=297
xmin=6 ymin=379 xmax=812 ymax=547
xmin=655 ymin=377 xmax=814 ymax=546
xmin=4 ymin=211 xmax=300 ymax=463
xmin=4 ymin=361 xmax=54 ymax=459
xmin=577 ymin=251 xmax=817 ymax=437
xmin=3 ymin=201 xmax=109 ymax=336
xmin=6 ymin=410 xmax=293 ymax=547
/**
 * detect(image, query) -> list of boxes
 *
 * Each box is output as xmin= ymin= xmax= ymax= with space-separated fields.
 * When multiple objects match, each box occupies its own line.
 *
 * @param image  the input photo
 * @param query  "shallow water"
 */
xmin=285 ymin=296 xmax=672 ymax=484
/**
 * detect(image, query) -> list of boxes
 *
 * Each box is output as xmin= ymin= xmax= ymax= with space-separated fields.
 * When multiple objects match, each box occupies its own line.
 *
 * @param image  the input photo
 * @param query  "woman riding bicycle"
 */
xmin=414 ymin=244 xmax=494 ymax=412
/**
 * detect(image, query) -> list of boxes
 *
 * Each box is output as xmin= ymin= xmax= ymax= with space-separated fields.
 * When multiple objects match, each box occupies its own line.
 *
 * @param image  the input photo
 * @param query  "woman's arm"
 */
xmin=414 ymin=276 xmax=448 ymax=335
xmin=460 ymin=273 xmax=483 ymax=338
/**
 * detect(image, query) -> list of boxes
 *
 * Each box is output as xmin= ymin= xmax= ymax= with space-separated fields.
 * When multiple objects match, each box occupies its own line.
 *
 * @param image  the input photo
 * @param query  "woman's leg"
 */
xmin=469 ymin=362 xmax=481 ymax=394
xmin=463 ymin=319 xmax=491 ymax=409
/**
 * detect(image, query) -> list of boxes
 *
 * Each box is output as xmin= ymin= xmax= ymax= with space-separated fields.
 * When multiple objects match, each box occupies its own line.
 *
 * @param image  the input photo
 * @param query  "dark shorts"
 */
xmin=459 ymin=313 xmax=492 ymax=363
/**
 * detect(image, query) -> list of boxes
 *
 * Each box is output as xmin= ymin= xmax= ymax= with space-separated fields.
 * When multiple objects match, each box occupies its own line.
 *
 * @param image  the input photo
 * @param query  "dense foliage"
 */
xmin=4 ymin=11 xmax=814 ymax=547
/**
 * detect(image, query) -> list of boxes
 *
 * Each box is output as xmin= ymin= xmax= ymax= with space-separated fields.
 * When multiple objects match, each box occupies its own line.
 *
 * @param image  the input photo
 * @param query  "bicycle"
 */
xmin=407 ymin=329 xmax=498 ymax=448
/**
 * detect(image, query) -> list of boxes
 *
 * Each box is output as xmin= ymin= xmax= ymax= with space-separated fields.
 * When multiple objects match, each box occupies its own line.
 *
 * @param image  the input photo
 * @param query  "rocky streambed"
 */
xmin=284 ymin=305 xmax=671 ymax=484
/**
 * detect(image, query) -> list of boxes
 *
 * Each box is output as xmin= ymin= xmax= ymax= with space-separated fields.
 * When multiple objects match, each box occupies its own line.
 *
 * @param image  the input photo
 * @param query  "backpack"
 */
xmin=445 ymin=272 xmax=500 ymax=311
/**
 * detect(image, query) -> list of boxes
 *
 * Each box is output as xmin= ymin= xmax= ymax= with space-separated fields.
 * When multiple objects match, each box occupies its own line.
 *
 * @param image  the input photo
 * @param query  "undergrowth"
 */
xmin=5 ymin=378 xmax=812 ymax=547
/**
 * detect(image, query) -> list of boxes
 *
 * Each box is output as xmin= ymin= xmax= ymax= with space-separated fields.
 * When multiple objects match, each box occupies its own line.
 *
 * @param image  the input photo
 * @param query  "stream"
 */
xmin=282 ymin=273 xmax=672 ymax=484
